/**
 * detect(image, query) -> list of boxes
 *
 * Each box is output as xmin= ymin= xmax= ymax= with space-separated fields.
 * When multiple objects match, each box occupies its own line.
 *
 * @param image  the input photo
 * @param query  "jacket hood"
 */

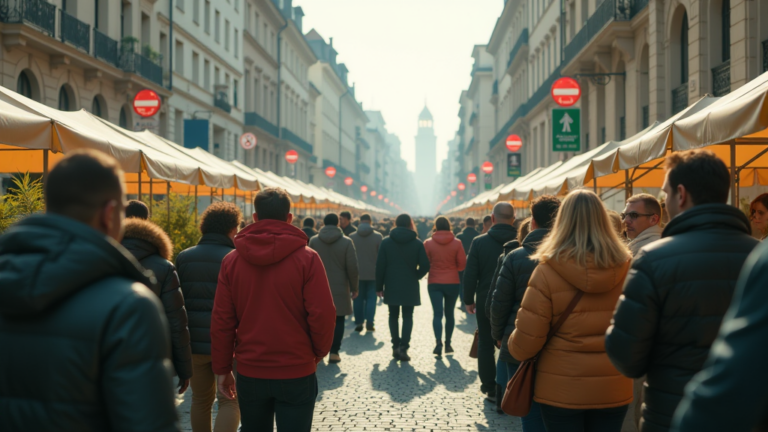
xmin=523 ymin=228 xmax=550 ymax=248
xmin=318 ymin=225 xmax=344 ymax=244
xmin=502 ymin=240 xmax=520 ymax=253
xmin=356 ymin=223 xmax=374 ymax=237
xmin=122 ymin=218 xmax=174 ymax=261
xmin=389 ymin=227 xmax=418 ymax=244
xmin=486 ymin=224 xmax=518 ymax=245
xmin=461 ymin=227 xmax=480 ymax=236
xmin=431 ymin=230 xmax=455 ymax=245
xmin=0 ymin=214 xmax=154 ymax=317
xmin=663 ymin=203 xmax=751 ymax=238
xmin=547 ymin=257 xmax=631 ymax=294
xmin=234 ymin=219 xmax=308 ymax=266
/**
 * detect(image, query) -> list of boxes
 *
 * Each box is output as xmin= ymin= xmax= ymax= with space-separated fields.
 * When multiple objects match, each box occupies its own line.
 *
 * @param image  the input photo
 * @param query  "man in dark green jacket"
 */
xmin=456 ymin=218 xmax=480 ymax=312
xmin=376 ymin=214 xmax=430 ymax=362
xmin=464 ymin=203 xmax=517 ymax=401
xmin=0 ymin=150 xmax=179 ymax=432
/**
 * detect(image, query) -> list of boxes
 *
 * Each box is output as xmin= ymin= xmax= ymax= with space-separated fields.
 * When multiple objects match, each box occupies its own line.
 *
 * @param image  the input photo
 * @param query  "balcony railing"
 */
xmin=672 ymin=83 xmax=688 ymax=115
xmin=244 ymin=112 xmax=278 ymax=137
xmin=507 ymin=28 xmax=529 ymax=69
xmin=282 ymin=127 xmax=313 ymax=154
xmin=120 ymin=50 xmax=163 ymax=87
xmin=712 ymin=60 xmax=731 ymax=97
xmin=763 ymin=39 xmax=768 ymax=73
xmin=60 ymin=9 xmax=90 ymax=52
xmin=631 ymin=0 xmax=649 ymax=16
xmin=0 ymin=0 xmax=56 ymax=35
xmin=213 ymin=92 xmax=231 ymax=114
xmin=642 ymin=105 xmax=649 ymax=128
xmin=564 ymin=0 xmax=632 ymax=64
xmin=93 ymin=28 xmax=118 ymax=66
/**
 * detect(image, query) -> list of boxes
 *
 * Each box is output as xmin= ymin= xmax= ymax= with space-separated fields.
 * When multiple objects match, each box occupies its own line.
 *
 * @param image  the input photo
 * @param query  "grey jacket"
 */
xmin=349 ymin=223 xmax=383 ymax=281
xmin=309 ymin=226 xmax=359 ymax=316
xmin=627 ymin=224 xmax=663 ymax=256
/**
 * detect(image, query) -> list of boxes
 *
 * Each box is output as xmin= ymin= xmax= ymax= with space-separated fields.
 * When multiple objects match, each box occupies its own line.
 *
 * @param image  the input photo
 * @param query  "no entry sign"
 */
xmin=506 ymin=134 xmax=522 ymax=152
xmin=239 ymin=132 xmax=257 ymax=150
xmin=325 ymin=166 xmax=336 ymax=178
xmin=284 ymin=150 xmax=298 ymax=164
xmin=133 ymin=89 xmax=161 ymax=117
xmin=467 ymin=173 xmax=477 ymax=183
xmin=551 ymin=77 xmax=581 ymax=107
xmin=481 ymin=161 xmax=494 ymax=174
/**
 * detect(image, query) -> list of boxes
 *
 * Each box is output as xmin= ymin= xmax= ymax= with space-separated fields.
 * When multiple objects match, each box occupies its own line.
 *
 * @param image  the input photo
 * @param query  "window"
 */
xmin=177 ymin=0 xmax=184 ymax=12
xmin=254 ymin=13 xmax=260 ymax=40
xmin=233 ymin=79 xmax=238 ymax=108
xmin=681 ymin=11 xmax=689 ymax=83
xmin=215 ymin=10 xmax=220 ymax=43
xmin=175 ymin=40 xmax=184 ymax=75
xmin=58 ymin=86 xmax=71 ymax=111
xmin=204 ymin=0 xmax=210 ymax=33
xmin=234 ymin=29 xmax=238 ymax=58
xmin=235 ymin=0 xmax=238 ymax=11
xmin=192 ymin=51 xmax=200 ymax=84
xmin=16 ymin=72 xmax=31 ymax=99
xmin=204 ymin=59 xmax=211 ymax=90
xmin=91 ymin=97 xmax=102 ymax=118
xmin=225 ymin=19 xmax=230 ymax=51
xmin=193 ymin=0 xmax=199 ymax=23
xmin=215 ymin=66 xmax=220 ymax=85
xmin=722 ymin=0 xmax=730 ymax=62
xmin=119 ymin=106 xmax=128 ymax=128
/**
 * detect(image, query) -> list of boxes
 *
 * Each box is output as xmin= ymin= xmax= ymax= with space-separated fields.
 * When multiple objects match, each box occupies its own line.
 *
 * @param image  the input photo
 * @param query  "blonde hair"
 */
xmin=606 ymin=210 xmax=624 ymax=236
xmin=532 ymin=189 xmax=630 ymax=268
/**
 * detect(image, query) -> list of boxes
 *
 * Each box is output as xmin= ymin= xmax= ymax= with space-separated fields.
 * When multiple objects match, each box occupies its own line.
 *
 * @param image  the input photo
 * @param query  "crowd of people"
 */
xmin=1 ymin=147 xmax=768 ymax=432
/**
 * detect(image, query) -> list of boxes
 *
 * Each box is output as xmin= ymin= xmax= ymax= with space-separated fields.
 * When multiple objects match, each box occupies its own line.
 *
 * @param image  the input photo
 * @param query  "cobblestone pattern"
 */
xmin=177 ymin=281 xmax=522 ymax=431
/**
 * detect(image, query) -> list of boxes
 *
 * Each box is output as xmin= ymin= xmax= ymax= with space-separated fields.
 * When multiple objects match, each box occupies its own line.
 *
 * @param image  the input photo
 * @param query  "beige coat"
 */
xmin=627 ymin=224 xmax=663 ymax=256
xmin=309 ymin=226 xmax=359 ymax=316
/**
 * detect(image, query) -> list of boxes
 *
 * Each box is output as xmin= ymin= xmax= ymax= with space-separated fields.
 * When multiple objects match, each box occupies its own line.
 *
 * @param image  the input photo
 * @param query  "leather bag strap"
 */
xmin=545 ymin=290 xmax=584 ymax=342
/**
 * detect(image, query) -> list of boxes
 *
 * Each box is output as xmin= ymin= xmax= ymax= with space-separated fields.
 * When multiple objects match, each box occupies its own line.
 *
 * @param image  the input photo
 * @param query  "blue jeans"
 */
xmin=427 ymin=284 xmax=460 ymax=343
xmin=353 ymin=280 xmax=377 ymax=326
xmin=506 ymin=362 xmax=547 ymax=432
xmin=539 ymin=404 xmax=629 ymax=432
xmin=496 ymin=357 xmax=509 ymax=386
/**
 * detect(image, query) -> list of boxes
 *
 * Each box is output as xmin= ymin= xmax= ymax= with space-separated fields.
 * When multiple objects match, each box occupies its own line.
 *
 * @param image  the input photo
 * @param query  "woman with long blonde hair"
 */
xmin=509 ymin=189 xmax=632 ymax=432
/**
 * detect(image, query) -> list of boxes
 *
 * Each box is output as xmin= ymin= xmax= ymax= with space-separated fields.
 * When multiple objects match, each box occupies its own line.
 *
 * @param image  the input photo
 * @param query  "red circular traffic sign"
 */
xmin=451 ymin=190 xmax=457 ymax=197
xmin=467 ymin=173 xmax=477 ymax=183
xmin=370 ymin=191 xmax=376 ymax=197
xmin=458 ymin=182 xmax=466 ymax=191
xmin=240 ymin=132 xmax=257 ymax=150
xmin=361 ymin=185 xmax=368 ymax=193
xmin=482 ymin=161 xmax=494 ymax=174
xmin=506 ymin=134 xmax=522 ymax=152
xmin=325 ymin=166 xmax=336 ymax=178
xmin=133 ymin=89 xmax=161 ymax=117
xmin=285 ymin=150 xmax=298 ymax=164
xmin=551 ymin=77 xmax=581 ymax=107
xmin=384 ymin=198 xmax=389 ymax=203
xmin=344 ymin=176 xmax=353 ymax=186
xmin=378 ymin=194 xmax=383 ymax=200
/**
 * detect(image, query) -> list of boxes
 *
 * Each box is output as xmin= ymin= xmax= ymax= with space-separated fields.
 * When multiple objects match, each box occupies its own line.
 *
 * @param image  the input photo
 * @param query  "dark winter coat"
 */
xmin=342 ymin=223 xmax=356 ymax=237
xmin=484 ymin=239 xmax=520 ymax=319
xmin=463 ymin=224 xmax=518 ymax=306
xmin=457 ymin=226 xmax=480 ymax=254
xmin=672 ymin=240 xmax=768 ymax=432
xmin=349 ymin=223 xmax=383 ymax=281
xmin=176 ymin=233 xmax=235 ymax=355
xmin=491 ymin=228 xmax=550 ymax=363
xmin=122 ymin=218 xmax=193 ymax=381
xmin=302 ymin=227 xmax=317 ymax=244
xmin=0 ymin=214 xmax=179 ymax=432
xmin=375 ymin=227 xmax=430 ymax=306
xmin=309 ymin=226 xmax=359 ymax=316
xmin=606 ymin=204 xmax=759 ymax=432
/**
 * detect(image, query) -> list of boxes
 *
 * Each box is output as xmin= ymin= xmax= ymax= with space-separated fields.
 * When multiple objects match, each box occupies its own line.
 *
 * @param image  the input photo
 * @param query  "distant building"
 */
xmin=415 ymin=106 xmax=437 ymax=215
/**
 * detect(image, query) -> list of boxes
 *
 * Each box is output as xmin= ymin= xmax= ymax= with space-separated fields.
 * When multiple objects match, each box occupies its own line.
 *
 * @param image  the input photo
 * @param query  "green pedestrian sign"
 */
xmin=507 ymin=153 xmax=521 ymax=177
xmin=552 ymin=108 xmax=580 ymax=152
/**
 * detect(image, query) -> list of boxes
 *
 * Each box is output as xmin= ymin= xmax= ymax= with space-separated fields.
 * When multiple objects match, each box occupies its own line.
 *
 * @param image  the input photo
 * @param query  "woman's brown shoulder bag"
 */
xmin=469 ymin=329 xmax=479 ymax=358
xmin=501 ymin=290 xmax=584 ymax=417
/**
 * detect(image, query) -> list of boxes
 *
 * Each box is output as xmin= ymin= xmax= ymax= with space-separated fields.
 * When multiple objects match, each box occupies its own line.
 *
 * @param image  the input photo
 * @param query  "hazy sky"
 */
xmin=298 ymin=1 xmax=504 ymax=172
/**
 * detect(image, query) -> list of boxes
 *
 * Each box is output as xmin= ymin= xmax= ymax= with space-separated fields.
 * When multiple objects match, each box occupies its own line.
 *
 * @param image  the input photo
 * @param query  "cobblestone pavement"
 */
xmin=177 ymin=280 xmax=523 ymax=431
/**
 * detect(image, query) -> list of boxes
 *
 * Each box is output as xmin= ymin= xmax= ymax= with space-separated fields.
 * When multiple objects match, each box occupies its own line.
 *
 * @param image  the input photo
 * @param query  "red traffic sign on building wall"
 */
xmin=325 ymin=166 xmax=336 ymax=178
xmin=467 ymin=173 xmax=477 ymax=183
xmin=344 ymin=177 xmax=354 ymax=186
xmin=506 ymin=134 xmax=523 ymax=152
xmin=133 ymin=89 xmax=161 ymax=117
xmin=361 ymin=185 xmax=368 ymax=193
xmin=451 ymin=190 xmax=457 ymax=197
xmin=240 ymin=132 xmax=257 ymax=150
xmin=551 ymin=77 xmax=581 ymax=107
xmin=481 ymin=161 xmax=494 ymax=174
xmin=458 ymin=182 xmax=466 ymax=191
xmin=285 ymin=150 xmax=298 ymax=164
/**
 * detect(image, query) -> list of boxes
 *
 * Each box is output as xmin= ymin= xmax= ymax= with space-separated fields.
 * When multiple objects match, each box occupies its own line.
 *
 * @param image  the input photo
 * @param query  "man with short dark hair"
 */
xmin=624 ymin=193 xmax=663 ymax=257
xmin=350 ymin=213 xmax=383 ymax=332
xmin=302 ymin=217 xmax=317 ymax=244
xmin=0 ymin=149 xmax=179 ymax=432
xmin=309 ymin=213 xmax=359 ymax=364
xmin=606 ymin=150 xmax=759 ymax=432
xmin=457 ymin=217 xmax=480 ymax=312
xmin=464 ymin=203 xmax=517 ymax=402
xmin=177 ymin=202 xmax=243 ymax=432
xmin=211 ymin=187 xmax=336 ymax=431
xmin=339 ymin=211 xmax=356 ymax=236
xmin=126 ymin=199 xmax=150 ymax=219
xmin=481 ymin=215 xmax=492 ymax=234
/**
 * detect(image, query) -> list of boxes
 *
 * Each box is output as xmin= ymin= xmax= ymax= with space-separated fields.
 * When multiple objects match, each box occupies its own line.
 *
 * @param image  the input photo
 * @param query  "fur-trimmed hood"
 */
xmin=122 ymin=218 xmax=174 ymax=261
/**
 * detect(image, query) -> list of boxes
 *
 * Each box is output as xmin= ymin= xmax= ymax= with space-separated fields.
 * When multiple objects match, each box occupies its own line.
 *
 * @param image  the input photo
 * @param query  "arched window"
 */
xmin=722 ymin=0 xmax=730 ymax=62
xmin=681 ymin=11 xmax=689 ymax=84
xmin=92 ymin=97 xmax=102 ymax=118
xmin=17 ymin=72 xmax=32 ymax=99
xmin=119 ymin=106 xmax=128 ymax=128
xmin=58 ymin=86 xmax=70 ymax=111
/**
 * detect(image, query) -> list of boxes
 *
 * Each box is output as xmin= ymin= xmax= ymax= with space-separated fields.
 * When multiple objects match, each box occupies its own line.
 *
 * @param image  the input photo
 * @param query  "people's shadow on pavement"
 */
xmin=427 ymin=356 xmax=479 ymax=393
xmin=341 ymin=332 xmax=385 ymax=356
xmin=315 ymin=362 xmax=347 ymax=401
xmin=456 ymin=312 xmax=477 ymax=335
xmin=370 ymin=359 xmax=437 ymax=403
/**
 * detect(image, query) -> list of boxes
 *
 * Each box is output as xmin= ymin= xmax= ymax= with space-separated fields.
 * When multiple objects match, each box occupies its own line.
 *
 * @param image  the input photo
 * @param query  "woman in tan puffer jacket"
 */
xmin=509 ymin=189 xmax=633 ymax=432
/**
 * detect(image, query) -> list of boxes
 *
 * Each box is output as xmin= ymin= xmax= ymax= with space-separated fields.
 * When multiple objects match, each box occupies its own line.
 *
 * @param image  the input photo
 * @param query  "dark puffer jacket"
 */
xmin=457 ymin=226 xmax=480 ymax=254
xmin=491 ymin=228 xmax=549 ymax=363
xmin=463 ymin=224 xmax=518 ymax=306
xmin=484 ymin=239 xmax=520 ymax=319
xmin=176 ymin=233 xmax=235 ymax=355
xmin=376 ymin=227 xmax=430 ymax=306
xmin=606 ymin=204 xmax=759 ymax=432
xmin=0 ymin=214 xmax=179 ymax=432
xmin=122 ymin=218 xmax=193 ymax=381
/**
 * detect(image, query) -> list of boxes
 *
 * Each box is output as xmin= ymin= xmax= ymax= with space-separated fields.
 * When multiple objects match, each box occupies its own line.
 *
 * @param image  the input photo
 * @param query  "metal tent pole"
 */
xmin=730 ymin=142 xmax=737 ymax=207
xmin=194 ymin=185 xmax=199 ymax=225
xmin=166 ymin=181 xmax=171 ymax=227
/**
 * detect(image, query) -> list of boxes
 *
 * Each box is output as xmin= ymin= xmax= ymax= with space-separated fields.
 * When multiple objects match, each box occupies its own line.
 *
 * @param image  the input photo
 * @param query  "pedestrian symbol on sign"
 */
xmin=560 ymin=112 xmax=574 ymax=133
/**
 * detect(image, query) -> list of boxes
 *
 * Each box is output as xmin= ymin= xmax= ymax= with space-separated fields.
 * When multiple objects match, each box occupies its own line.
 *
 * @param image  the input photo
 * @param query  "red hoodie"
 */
xmin=424 ymin=231 xmax=467 ymax=285
xmin=211 ymin=219 xmax=336 ymax=379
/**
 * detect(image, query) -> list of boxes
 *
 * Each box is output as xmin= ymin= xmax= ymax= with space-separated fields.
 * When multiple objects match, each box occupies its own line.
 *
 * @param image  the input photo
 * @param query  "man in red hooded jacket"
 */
xmin=211 ymin=187 xmax=336 ymax=432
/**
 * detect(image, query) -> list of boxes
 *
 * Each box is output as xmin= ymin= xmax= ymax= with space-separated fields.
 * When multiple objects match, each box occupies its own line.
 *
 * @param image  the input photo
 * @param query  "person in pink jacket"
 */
xmin=424 ymin=216 xmax=467 ymax=356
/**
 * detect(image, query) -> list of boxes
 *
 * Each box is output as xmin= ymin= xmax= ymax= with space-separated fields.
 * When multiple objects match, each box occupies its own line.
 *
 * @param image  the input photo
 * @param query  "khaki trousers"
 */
xmin=190 ymin=354 xmax=241 ymax=432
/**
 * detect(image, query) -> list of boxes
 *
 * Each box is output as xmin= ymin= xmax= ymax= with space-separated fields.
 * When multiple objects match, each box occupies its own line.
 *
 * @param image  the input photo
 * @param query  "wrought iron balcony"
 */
xmin=214 ymin=91 xmax=231 ymax=114
xmin=507 ymin=28 xmax=529 ymax=69
xmin=282 ymin=127 xmax=313 ymax=154
xmin=642 ymin=105 xmax=649 ymax=128
xmin=711 ymin=60 xmax=730 ymax=97
xmin=120 ymin=49 xmax=163 ymax=87
xmin=0 ymin=0 xmax=56 ymax=35
xmin=631 ymin=0 xmax=649 ymax=16
xmin=672 ymin=83 xmax=688 ymax=115
xmin=93 ymin=28 xmax=118 ymax=66
xmin=244 ymin=112 xmax=278 ymax=137
xmin=59 ymin=9 xmax=90 ymax=52
xmin=564 ymin=0 xmax=632 ymax=64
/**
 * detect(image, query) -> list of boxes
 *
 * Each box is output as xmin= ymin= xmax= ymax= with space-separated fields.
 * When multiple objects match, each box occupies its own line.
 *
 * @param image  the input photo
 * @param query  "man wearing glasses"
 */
xmin=622 ymin=193 xmax=663 ymax=257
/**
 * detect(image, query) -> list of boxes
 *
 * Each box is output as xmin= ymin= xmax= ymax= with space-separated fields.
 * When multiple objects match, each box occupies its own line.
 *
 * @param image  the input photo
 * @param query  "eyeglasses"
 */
xmin=621 ymin=212 xmax=656 ymax=220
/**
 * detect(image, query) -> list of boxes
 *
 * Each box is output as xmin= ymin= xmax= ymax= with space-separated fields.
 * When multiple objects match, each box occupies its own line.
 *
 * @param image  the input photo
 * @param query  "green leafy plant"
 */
xmin=0 ymin=173 xmax=45 ymax=234
xmin=142 ymin=44 xmax=162 ymax=65
xmin=145 ymin=193 xmax=200 ymax=261
xmin=121 ymin=36 xmax=139 ymax=53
